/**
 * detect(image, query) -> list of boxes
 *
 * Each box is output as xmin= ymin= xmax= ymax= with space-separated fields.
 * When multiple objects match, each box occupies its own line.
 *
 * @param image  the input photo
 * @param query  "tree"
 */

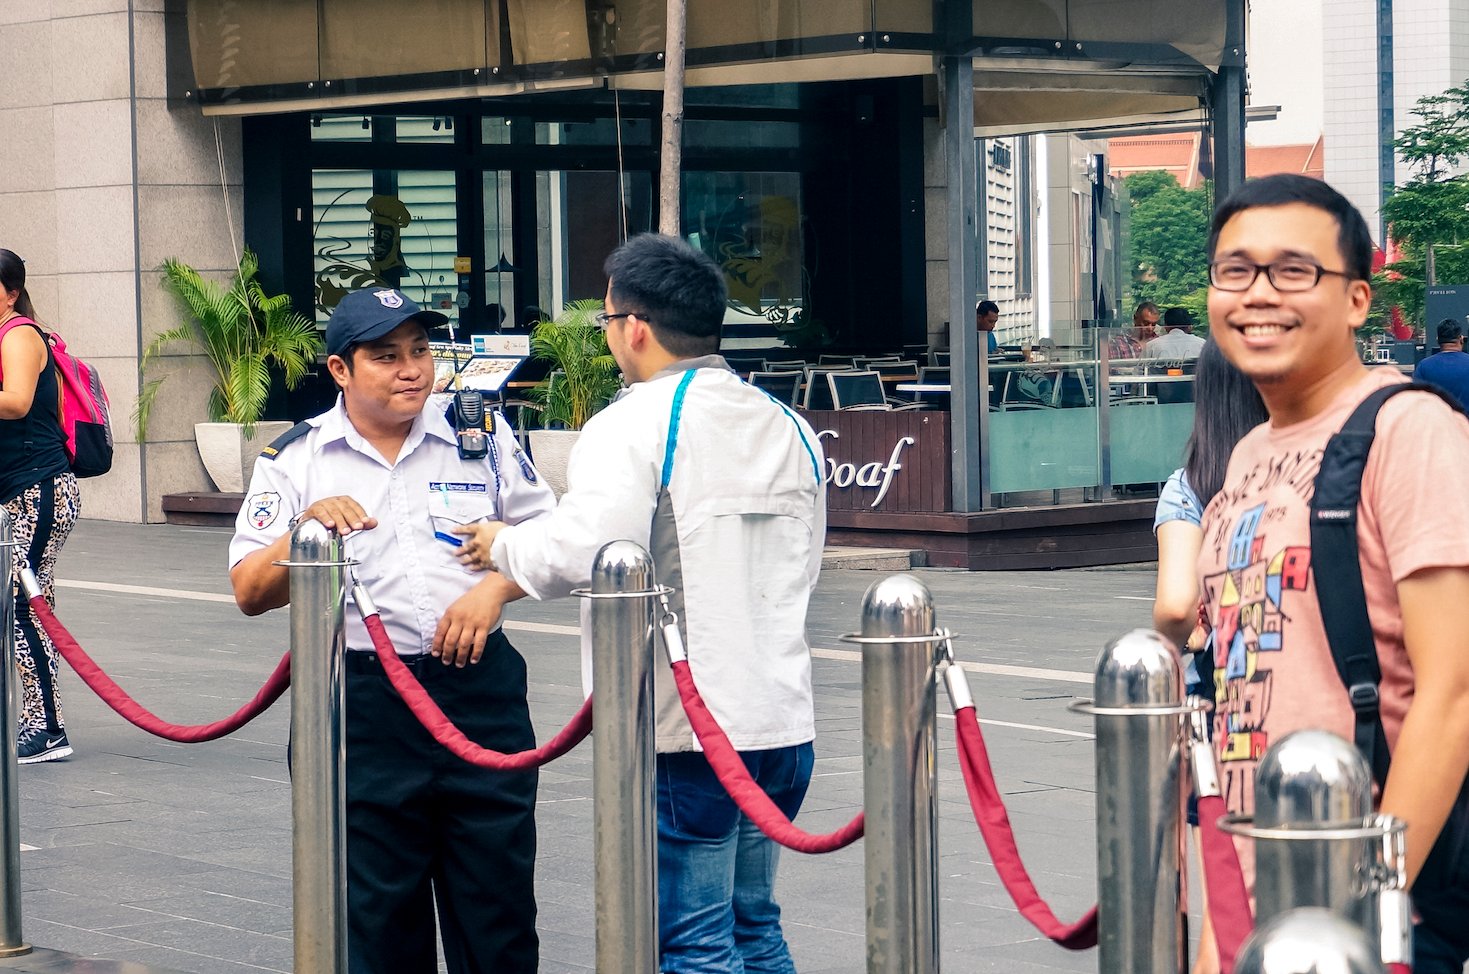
xmin=1124 ymin=172 xmax=1212 ymax=328
xmin=1376 ymin=82 xmax=1469 ymax=334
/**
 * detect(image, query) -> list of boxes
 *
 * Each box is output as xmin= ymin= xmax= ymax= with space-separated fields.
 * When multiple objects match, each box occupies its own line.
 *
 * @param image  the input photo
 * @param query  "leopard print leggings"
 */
xmin=5 ymin=475 xmax=80 ymax=734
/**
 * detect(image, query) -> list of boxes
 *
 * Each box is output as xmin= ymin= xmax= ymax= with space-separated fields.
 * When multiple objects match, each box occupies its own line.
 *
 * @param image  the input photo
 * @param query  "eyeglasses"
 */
xmin=1208 ymin=258 xmax=1356 ymax=293
xmin=594 ymin=311 xmax=636 ymax=329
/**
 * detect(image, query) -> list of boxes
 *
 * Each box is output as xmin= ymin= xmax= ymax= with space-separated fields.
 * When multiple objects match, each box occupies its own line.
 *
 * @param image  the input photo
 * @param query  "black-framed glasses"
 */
xmin=594 ymin=311 xmax=635 ymax=329
xmin=1208 ymin=259 xmax=1356 ymax=293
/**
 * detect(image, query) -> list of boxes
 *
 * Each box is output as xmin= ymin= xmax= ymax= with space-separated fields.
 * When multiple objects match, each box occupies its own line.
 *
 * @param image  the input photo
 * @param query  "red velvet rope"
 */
xmin=952 ymin=704 xmax=1099 ymax=949
xmin=362 ymin=614 xmax=591 ymax=770
xmin=1387 ymin=963 xmax=1412 ymax=973
xmin=1196 ymin=794 xmax=1253 ymax=974
xmin=29 ymin=595 xmax=290 ymax=743
xmin=670 ymin=659 xmax=864 ymax=854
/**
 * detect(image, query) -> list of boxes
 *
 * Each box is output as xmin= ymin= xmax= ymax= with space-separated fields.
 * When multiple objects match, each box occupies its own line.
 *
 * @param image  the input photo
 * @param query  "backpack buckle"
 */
xmin=1348 ymin=682 xmax=1380 ymax=716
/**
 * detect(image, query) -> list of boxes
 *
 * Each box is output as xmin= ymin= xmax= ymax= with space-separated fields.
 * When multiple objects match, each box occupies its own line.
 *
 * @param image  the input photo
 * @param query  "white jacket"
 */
xmin=493 ymin=358 xmax=826 ymax=751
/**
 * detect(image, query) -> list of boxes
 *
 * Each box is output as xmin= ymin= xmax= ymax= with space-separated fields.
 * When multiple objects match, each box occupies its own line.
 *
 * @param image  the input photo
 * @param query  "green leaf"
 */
xmin=141 ymin=247 xmax=323 ymax=440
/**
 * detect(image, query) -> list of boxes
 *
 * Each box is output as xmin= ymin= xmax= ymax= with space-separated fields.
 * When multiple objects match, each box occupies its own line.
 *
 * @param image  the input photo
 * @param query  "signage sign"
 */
xmin=817 ymin=429 xmax=916 ymax=508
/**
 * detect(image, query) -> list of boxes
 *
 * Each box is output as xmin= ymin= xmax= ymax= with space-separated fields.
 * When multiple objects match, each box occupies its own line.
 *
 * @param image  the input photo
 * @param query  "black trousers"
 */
xmin=344 ymin=631 xmax=539 ymax=974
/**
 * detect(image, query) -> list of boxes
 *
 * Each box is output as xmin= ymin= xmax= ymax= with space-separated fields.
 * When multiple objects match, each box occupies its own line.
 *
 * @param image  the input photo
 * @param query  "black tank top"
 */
xmin=0 ymin=323 xmax=71 ymax=502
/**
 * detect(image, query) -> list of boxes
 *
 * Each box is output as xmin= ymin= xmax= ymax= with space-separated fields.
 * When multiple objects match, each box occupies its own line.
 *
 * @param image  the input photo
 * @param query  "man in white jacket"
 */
xmin=454 ymin=233 xmax=826 ymax=974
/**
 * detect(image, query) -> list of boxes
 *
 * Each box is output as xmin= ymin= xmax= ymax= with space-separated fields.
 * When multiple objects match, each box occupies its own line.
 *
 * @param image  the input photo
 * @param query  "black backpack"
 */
xmin=1310 ymin=382 xmax=1469 ymax=950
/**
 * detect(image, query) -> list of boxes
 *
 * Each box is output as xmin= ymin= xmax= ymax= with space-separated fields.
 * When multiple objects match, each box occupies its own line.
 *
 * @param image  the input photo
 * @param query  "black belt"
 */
xmin=344 ymin=651 xmax=436 ymax=676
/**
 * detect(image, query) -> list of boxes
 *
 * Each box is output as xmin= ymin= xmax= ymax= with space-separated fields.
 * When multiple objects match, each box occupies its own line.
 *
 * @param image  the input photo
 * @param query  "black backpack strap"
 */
xmin=1310 ymin=382 xmax=1462 ymax=787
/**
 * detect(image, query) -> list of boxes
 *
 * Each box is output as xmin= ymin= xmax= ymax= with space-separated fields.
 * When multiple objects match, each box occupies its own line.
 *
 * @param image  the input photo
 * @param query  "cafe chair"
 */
xmin=827 ymin=370 xmax=924 ymax=412
xmin=929 ymin=349 xmax=951 ymax=367
xmin=1053 ymin=367 xmax=1094 ymax=408
xmin=855 ymin=355 xmax=902 ymax=368
xmin=748 ymin=370 xmax=803 ymax=407
xmin=818 ymin=353 xmax=859 ymax=367
xmin=1146 ymin=358 xmax=1197 ymax=404
xmin=915 ymin=366 xmax=951 ymax=410
xmin=801 ymin=364 xmax=849 ymax=410
xmin=765 ymin=358 xmax=808 ymax=372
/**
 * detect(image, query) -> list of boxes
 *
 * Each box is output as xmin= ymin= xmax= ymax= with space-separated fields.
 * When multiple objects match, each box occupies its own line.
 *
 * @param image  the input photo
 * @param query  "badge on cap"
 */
xmin=374 ymin=289 xmax=404 ymax=309
xmin=248 ymin=492 xmax=282 ymax=530
xmin=514 ymin=448 xmax=538 ymax=484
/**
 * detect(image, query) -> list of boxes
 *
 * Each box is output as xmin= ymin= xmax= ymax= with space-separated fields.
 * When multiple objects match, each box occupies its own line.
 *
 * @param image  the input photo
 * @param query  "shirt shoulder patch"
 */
xmin=260 ymin=421 xmax=313 ymax=460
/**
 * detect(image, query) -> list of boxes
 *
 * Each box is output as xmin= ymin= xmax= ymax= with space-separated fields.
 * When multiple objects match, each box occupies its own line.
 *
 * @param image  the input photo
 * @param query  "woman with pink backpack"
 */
xmin=0 ymin=248 xmax=78 ymax=763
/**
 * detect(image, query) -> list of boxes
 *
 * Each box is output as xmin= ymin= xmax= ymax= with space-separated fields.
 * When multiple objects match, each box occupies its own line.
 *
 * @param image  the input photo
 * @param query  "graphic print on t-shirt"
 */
xmin=1201 ymin=447 xmax=1321 ymax=814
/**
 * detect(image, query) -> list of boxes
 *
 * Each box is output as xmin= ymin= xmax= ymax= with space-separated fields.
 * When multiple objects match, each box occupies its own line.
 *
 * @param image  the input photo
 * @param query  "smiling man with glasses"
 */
xmin=1192 ymin=174 xmax=1469 ymax=974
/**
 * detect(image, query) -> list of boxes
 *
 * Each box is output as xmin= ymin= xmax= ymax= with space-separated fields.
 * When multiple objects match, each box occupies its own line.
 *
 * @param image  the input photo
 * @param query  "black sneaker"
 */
xmin=17 ymin=728 xmax=71 ymax=764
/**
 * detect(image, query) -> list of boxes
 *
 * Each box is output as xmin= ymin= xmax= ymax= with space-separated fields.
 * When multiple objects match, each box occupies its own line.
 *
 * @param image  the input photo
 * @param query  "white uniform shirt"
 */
xmin=1144 ymin=329 xmax=1206 ymax=359
xmin=229 ymin=394 xmax=554 ymax=656
xmin=492 ymin=361 xmax=825 ymax=752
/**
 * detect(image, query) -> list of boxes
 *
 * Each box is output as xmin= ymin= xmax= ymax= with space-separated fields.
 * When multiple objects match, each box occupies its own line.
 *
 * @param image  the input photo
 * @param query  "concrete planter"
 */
xmin=195 ymin=421 xmax=293 ymax=493
xmin=527 ymin=429 xmax=581 ymax=499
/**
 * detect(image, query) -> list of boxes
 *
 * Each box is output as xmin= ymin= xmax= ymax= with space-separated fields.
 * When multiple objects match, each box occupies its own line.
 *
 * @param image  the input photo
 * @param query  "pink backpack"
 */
xmin=0 ymin=316 xmax=113 ymax=478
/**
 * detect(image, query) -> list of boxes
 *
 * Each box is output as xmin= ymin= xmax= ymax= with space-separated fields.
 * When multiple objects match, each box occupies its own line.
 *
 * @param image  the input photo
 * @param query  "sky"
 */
xmin=1245 ymin=0 xmax=1325 ymax=146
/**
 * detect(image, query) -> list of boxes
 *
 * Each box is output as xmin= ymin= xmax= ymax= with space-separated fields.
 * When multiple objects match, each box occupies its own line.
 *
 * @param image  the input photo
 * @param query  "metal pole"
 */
xmin=0 ymin=511 xmax=27 ymax=956
xmin=861 ymin=574 xmax=939 ymax=974
xmin=1235 ymin=907 xmax=1387 ymax=974
xmin=1092 ymin=629 xmax=1185 ymax=974
xmin=287 ymin=521 xmax=348 ymax=974
xmin=590 ymin=540 xmax=658 ymax=974
xmin=1253 ymin=729 xmax=1377 ymax=948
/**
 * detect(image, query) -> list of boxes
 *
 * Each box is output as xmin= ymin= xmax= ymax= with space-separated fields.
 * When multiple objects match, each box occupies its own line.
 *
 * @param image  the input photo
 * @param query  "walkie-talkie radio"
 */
xmin=452 ymin=387 xmax=488 ymax=460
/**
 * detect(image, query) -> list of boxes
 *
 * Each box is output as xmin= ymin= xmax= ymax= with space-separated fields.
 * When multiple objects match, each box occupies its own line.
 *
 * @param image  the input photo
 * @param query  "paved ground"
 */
xmin=8 ymin=520 xmax=1168 ymax=973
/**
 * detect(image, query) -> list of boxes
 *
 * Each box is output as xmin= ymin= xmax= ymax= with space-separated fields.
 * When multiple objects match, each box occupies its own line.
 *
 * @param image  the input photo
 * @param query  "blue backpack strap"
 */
xmin=1309 ymin=382 xmax=1463 ymax=787
xmin=259 ymin=421 xmax=312 ymax=460
xmin=661 ymin=371 xmax=697 ymax=489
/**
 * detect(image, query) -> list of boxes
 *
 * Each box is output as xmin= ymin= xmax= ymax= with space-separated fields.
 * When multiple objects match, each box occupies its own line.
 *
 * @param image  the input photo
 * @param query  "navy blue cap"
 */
xmin=325 ymin=287 xmax=449 ymax=357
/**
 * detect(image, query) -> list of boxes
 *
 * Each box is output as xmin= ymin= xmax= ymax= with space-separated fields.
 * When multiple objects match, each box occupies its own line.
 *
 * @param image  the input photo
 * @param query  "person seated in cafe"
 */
xmin=1414 ymin=317 xmax=1469 ymax=413
xmin=1144 ymin=307 xmax=1206 ymax=359
xmin=1110 ymin=301 xmax=1158 ymax=359
xmin=976 ymin=300 xmax=1000 ymax=355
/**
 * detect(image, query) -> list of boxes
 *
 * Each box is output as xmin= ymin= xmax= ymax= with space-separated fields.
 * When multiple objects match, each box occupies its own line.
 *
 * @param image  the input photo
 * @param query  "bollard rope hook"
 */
xmin=941 ymin=634 xmax=1099 ymax=950
xmin=1188 ymin=697 xmax=1252 ymax=974
xmin=20 ymin=567 xmax=291 ymax=743
xmin=353 ymin=577 xmax=591 ymax=771
xmin=658 ymin=589 xmax=864 ymax=854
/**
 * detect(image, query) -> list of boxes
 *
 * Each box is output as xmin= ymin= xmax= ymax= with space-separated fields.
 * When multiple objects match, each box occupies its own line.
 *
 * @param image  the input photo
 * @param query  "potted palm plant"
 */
xmin=136 ymin=248 xmax=322 ymax=492
xmin=524 ymin=298 xmax=622 ymax=496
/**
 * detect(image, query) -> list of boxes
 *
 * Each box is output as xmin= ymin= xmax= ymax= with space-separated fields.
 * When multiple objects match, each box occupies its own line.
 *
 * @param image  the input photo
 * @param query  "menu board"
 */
xmin=429 ymin=340 xmax=528 ymax=394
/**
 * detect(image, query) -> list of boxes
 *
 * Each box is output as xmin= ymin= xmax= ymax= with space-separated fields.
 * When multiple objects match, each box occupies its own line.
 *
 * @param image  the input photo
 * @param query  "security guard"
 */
xmin=228 ymin=287 xmax=553 ymax=974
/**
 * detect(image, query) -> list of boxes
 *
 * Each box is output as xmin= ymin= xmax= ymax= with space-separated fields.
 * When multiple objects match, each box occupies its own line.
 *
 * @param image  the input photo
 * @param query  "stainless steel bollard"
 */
xmin=1253 ymin=729 xmax=1377 ymax=947
xmin=859 ymin=574 xmax=939 ymax=974
xmin=1091 ymin=629 xmax=1186 ymax=974
xmin=1234 ymin=907 xmax=1386 ymax=974
xmin=589 ymin=541 xmax=659 ymax=974
xmin=0 ymin=511 xmax=27 ymax=956
xmin=286 ymin=522 xmax=349 ymax=974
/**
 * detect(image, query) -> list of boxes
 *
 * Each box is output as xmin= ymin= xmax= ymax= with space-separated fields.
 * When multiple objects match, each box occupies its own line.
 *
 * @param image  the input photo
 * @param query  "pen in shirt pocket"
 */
xmin=435 ymin=530 xmax=464 ymax=548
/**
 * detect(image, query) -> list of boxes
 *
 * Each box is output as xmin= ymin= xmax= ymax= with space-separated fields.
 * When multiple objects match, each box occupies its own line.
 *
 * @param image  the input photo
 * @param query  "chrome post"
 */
xmin=860 ymin=574 xmax=939 ymax=974
xmin=1092 ymin=629 xmax=1186 ymax=974
xmin=0 ymin=512 xmax=27 ymax=956
xmin=590 ymin=541 xmax=658 ymax=974
xmin=1235 ymin=907 xmax=1387 ymax=974
xmin=1253 ymin=729 xmax=1378 ymax=950
xmin=287 ymin=522 xmax=348 ymax=974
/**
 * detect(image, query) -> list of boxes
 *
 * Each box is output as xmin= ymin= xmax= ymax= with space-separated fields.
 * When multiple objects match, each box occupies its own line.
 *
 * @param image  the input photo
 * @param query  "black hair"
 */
xmin=603 ymin=234 xmax=727 ymax=359
xmin=1182 ymin=341 xmax=1269 ymax=507
xmin=1438 ymin=317 xmax=1465 ymax=346
xmin=976 ymin=300 xmax=1000 ymax=317
xmin=0 ymin=249 xmax=37 ymax=320
xmin=1208 ymin=174 xmax=1373 ymax=283
xmin=1162 ymin=307 xmax=1194 ymax=330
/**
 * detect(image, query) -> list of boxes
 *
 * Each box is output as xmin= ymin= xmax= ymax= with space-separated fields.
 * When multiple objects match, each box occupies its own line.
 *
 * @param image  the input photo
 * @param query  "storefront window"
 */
xmin=311 ymin=169 xmax=460 ymax=329
xmin=311 ymin=114 xmax=456 ymax=143
xmin=535 ymin=117 xmax=652 ymax=146
xmin=683 ymin=172 xmax=804 ymax=331
xmin=532 ymin=170 xmax=653 ymax=318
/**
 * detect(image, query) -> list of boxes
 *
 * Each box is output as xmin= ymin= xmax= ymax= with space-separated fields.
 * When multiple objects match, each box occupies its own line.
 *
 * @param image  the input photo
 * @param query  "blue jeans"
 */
xmin=656 ymin=743 xmax=815 ymax=974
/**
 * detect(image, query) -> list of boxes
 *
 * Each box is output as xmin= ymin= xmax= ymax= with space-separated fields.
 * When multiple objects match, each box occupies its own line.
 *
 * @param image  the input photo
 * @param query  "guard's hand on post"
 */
xmin=452 ymin=521 xmax=506 ymax=571
xmin=431 ymin=583 xmax=505 ymax=667
xmin=296 ymin=496 xmax=377 ymax=537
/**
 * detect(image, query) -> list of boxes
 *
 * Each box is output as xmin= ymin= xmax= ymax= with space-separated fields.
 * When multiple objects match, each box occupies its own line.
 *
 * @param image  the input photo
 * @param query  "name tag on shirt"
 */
xmin=429 ymin=482 xmax=487 ymax=493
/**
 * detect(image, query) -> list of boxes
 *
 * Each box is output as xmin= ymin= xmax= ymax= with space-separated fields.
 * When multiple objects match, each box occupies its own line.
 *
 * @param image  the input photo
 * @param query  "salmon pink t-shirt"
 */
xmin=1199 ymin=368 xmax=1469 ymax=829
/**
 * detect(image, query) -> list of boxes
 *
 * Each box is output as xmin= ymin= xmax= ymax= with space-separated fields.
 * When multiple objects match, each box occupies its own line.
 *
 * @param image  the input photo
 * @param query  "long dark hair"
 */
xmin=1182 ymin=341 xmax=1268 ymax=507
xmin=0 ymin=249 xmax=37 ymax=320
